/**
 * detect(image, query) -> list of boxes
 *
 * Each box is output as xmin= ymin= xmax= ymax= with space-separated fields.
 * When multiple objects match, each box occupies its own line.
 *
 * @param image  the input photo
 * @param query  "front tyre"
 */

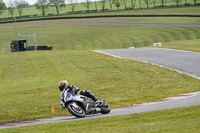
xmin=67 ymin=102 xmax=85 ymax=118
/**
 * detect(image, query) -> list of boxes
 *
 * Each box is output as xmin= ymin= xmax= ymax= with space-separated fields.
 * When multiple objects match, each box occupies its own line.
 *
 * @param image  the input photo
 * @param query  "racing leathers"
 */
xmin=60 ymin=85 xmax=97 ymax=109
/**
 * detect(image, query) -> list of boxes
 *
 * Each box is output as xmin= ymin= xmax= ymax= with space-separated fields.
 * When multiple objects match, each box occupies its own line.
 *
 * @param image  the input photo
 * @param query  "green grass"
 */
xmin=0 ymin=6 xmax=200 ymax=23
xmin=0 ymin=50 xmax=199 ymax=123
xmin=0 ymin=20 xmax=200 ymax=123
xmin=0 ymin=0 xmax=199 ymax=19
xmin=67 ymin=6 xmax=200 ymax=16
xmin=0 ymin=22 xmax=200 ymax=52
xmin=161 ymin=39 xmax=200 ymax=52
xmin=1 ymin=105 xmax=200 ymax=133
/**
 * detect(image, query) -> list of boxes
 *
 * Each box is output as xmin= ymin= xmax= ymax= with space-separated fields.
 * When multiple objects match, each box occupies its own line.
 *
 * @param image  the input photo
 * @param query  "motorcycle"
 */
xmin=60 ymin=90 xmax=111 ymax=118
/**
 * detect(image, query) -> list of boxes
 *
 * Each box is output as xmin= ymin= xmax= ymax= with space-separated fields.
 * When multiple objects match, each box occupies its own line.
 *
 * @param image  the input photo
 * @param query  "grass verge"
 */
xmin=0 ymin=50 xmax=199 ymax=123
xmin=1 ymin=105 xmax=200 ymax=133
xmin=160 ymin=39 xmax=200 ymax=52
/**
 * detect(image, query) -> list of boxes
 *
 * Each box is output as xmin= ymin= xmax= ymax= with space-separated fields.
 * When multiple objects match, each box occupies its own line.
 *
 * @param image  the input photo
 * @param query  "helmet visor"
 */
xmin=59 ymin=83 xmax=66 ymax=91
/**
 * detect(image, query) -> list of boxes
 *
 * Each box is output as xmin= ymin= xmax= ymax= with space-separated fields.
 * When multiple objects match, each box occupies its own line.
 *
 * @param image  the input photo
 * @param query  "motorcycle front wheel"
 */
xmin=67 ymin=102 xmax=85 ymax=118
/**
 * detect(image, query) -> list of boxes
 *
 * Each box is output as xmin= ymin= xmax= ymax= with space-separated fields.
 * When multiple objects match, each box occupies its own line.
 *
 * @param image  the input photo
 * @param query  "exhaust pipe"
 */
xmin=95 ymin=108 xmax=101 ymax=114
xmin=90 ymin=108 xmax=101 ymax=114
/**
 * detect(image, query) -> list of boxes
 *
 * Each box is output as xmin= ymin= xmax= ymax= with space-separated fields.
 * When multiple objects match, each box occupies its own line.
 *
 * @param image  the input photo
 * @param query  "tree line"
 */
xmin=0 ymin=0 xmax=199 ymax=18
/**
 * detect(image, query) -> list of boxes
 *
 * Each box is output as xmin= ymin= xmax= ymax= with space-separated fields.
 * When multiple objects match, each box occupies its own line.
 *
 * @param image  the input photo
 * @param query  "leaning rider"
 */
xmin=58 ymin=80 xmax=97 ymax=108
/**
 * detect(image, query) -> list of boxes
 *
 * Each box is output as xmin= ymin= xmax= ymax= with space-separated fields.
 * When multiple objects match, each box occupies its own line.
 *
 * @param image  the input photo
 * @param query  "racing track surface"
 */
xmin=1 ymin=91 xmax=200 ymax=129
xmin=0 ymin=22 xmax=200 ymax=29
xmin=96 ymin=48 xmax=200 ymax=80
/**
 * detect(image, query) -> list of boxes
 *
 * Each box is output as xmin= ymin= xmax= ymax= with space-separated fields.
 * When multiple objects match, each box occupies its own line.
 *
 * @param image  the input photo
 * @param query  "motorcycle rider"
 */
xmin=58 ymin=80 xmax=97 ymax=108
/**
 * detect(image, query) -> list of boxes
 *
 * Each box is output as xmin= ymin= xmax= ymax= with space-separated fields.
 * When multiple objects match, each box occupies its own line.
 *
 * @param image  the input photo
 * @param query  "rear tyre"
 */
xmin=67 ymin=102 xmax=85 ymax=118
xmin=100 ymin=102 xmax=111 ymax=114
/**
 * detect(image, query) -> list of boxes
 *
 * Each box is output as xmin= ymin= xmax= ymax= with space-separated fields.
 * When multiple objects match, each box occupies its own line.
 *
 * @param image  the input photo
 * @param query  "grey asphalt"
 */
xmin=0 ymin=22 xmax=200 ymax=29
xmin=96 ymin=48 xmax=200 ymax=79
xmin=1 ymin=91 xmax=200 ymax=129
xmin=21 ymin=22 xmax=200 ymax=27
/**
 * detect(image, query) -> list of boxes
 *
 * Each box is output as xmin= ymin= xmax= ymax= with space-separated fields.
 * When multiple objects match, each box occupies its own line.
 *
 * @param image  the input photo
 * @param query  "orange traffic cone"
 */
xmin=51 ymin=106 xmax=55 ymax=113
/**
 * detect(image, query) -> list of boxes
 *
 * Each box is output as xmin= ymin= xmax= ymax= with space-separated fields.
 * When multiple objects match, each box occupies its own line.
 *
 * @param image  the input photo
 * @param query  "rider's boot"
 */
xmin=88 ymin=92 xmax=97 ymax=102
xmin=80 ymin=90 xmax=97 ymax=102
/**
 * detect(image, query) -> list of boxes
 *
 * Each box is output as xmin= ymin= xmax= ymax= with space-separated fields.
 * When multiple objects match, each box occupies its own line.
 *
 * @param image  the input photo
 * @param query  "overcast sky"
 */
xmin=3 ymin=0 xmax=37 ymax=5
xmin=3 ymin=0 xmax=97 ymax=6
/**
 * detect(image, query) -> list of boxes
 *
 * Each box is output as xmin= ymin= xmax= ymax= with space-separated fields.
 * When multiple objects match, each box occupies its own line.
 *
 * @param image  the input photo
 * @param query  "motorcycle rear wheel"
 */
xmin=100 ymin=102 xmax=111 ymax=114
xmin=67 ymin=102 xmax=85 ymax=118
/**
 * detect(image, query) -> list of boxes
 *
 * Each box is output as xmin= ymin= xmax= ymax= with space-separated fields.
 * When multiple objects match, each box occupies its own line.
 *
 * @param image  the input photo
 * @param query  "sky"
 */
xmin=3 ymin=0 xmax=98 ymax=6
xmin=3 ymin=0 xmax=37 ymax=6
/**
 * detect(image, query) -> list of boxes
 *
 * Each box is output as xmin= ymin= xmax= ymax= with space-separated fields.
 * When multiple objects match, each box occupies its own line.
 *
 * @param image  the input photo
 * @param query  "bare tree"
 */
xmin=184 ymin=0 xmax=187 ymax=4
xmin=144 ymin=0 xmax=149 ymax=8
xmin=0 ymin=0 xmax=6 ymax=15
xmin=15 ymin=0 xmax=29 ymax=17
xmin=114 ymin=0 xmax=121 ymax=10
xmin=138 ymin=0 xmax=142 ymax=8
xmin=129 ymin=0 xmax=136 ymax=9
xmin=94 ymin=1 xmax=98 ymax=10
xmin=108 ymin=0 xmax=113 ymax=10
xmin=152 ymin=0 xmax=156 ymax=7
xmin=174 ymin=0 xmax=181 ymax=6
xmin=36 ymin=0 xmax=49 ymax=16
xmin=122 ymin=0 xmax=128 ymax=9
xmin=193 ymin=0 xmax=197 ymax=5
xmin=82 ymin=0 xmax=91 ymax=12
xmin=49 ymin=0 xmax=65 ymax=15
xmin=68 ymin=0 xmax=77 ymax=14
xmin=101 ymin=0 xmax=106 ymax=11
xmin=7 ymin=0 xmax=15 ymax=18
xmin=161 ymin=0 xmax=164 ymax=7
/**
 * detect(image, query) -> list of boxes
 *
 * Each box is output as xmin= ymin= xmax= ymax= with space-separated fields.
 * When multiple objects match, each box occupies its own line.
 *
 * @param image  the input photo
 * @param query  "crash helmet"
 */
xmin=58 ymin=80 xmax=68 ymax=92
